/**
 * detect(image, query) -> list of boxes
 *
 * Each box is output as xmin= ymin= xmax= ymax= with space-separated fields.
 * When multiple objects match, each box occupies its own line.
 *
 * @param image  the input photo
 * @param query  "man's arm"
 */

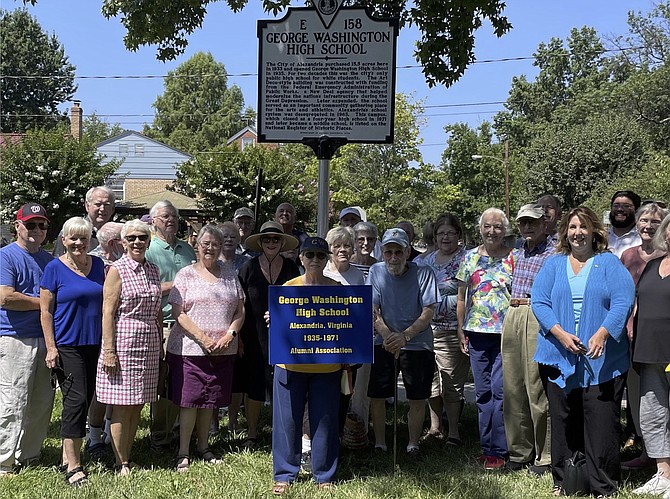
xmin=383 ymin=304 xmax=436 ymax=356
xmin=0 ymin=285 xmax=40 ymax=311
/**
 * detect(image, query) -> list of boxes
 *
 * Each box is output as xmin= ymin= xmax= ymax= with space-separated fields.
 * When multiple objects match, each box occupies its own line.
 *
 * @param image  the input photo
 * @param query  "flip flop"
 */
xmin=64 ymin=466 xmax=88 ymax=487
xmin=272 ymin=481 xmax=290 ymax=495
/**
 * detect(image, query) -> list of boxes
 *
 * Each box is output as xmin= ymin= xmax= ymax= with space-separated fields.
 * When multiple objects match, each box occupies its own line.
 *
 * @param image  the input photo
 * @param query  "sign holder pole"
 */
xmin=304 ymin=136 xmax=347 ymax=238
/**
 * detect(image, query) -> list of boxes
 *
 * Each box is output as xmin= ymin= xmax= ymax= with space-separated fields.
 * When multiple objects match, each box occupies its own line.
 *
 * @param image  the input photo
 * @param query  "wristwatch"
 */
xmin=404 ymin=333 xmax=412 ymax=343
xmin=228 ymin=330 xmax=237 ymax=338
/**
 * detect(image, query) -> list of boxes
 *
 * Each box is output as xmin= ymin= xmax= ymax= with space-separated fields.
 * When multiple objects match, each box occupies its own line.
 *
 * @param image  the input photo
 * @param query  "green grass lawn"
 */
xmin=0 ymin=393 xmax=658 ymax=498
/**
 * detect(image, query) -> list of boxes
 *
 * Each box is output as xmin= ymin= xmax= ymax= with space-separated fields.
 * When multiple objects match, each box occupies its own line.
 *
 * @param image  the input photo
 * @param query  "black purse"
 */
xmin=562 ymin=451 xmax=590 ymax=496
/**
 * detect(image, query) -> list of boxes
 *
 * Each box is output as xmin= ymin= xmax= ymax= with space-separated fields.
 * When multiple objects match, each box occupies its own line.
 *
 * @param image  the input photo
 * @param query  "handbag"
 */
xmin=562 ymin=451 xmax=590 ymax=496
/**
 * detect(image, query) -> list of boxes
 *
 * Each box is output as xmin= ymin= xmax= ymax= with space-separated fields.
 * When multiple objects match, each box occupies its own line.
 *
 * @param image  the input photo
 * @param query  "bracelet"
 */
xmin=105 ymin=349 xmax=116 ymax=354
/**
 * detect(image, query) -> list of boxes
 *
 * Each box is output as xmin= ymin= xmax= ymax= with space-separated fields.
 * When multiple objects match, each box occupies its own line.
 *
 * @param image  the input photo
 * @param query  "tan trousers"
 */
xmin=501 ymin=304 xmax=551 ymax=465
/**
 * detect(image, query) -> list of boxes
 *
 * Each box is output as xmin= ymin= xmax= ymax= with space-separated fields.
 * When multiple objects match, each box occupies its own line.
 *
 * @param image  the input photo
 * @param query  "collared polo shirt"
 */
xmin=145 ymin=237 xmax=196 ymax=321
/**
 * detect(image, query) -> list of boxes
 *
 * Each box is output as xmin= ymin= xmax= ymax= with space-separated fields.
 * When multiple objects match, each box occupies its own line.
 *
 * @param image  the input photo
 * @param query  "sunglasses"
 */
xmin=125 ymin=234 xmax=149 ymax=242
xmin=50 ymin=367 xmax=73 ymax=390
xmin=303 ymin=251 xmax=328 ymax=260
xmin=20 ymin=221 xmax=48 ymax=230
xmin=261 ymin=236 xmax=281 ymax=244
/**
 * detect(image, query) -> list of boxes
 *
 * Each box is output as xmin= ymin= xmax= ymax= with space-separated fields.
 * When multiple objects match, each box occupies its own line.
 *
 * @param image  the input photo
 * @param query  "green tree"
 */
xmin=0 ymin=8 xmax=77 ymax=132
xmin=145 ymin=52 xmax=254 ymax=154
xmin=520 ymin=114 xmax=651 ymax=208
xmin=83 ymin=112 xmax=125 ymax=144
xmin=171 ymin=142 xmax=318 ymax=226
xmin=329 ymin=93 xmax=426 ymax=231
xmin=494 ymin=27 xmax=610 ymax=146
xmin=0 ymin=125 xmax=119 ymax=237
xmin=99 ymin=0 xmax=511 ymax=88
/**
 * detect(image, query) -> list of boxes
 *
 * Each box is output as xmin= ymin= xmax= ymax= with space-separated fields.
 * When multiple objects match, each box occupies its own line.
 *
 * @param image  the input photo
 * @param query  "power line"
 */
xmin=0 ymin=46 xmax=647 ymax=80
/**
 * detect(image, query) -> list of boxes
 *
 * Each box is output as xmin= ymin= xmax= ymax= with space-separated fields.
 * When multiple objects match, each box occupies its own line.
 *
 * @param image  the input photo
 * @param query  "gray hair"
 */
xmin=62 ymin=216 xmax=93 ymax=239
xmin=96 ymin=222 xmax=124 ymax=246
xmin=353 ymin=221 xmax=378 ymax=238
xmin=149 ymin=200 xmax=179 ymax=218
xmin=653 ymin=214 xmax=670 ymax=252
xmin=478 ymin=207 xmax=511 ymax=235
xmin=326 ymin=226 xmax=355 ymax=248
xmin=121 ymin=220 xmax=152 ymax=239
xmin=636 ymin=202 xmax=668 ymax=223
xmin=86 ymin=185 xmax=116 ymax=204
xmin=197 ymin=224 xmax=224 ymax=246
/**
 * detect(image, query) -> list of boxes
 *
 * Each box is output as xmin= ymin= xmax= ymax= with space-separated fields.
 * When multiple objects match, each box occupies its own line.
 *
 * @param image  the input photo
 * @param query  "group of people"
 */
xmin=2 ymin=187 xmax=670 ymax=499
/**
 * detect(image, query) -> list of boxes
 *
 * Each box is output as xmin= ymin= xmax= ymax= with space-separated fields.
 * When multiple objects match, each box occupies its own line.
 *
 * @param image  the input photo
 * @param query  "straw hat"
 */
xmin=245 ymin=221 xmax=299 ymax=252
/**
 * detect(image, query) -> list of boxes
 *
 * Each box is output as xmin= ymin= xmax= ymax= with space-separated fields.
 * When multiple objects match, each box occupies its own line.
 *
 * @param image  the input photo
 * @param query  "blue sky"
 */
xmin=18 ymin=0 xmax=650 ymax=166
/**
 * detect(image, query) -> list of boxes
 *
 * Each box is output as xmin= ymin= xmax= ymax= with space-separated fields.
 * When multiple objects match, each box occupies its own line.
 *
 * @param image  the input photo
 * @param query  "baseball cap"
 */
xmin=300 ymin=236 xmax=331 ymax=254
xmin=381 ymin=228 xmax=409 ymax=248
xmin=16 ymin=203 xmax=50 ymax=222
xmin=234 ymin=207 xmax=255 ymax=220
xmin=339 ymin=207 xmax=361 ymax=220
xmin=516 ymin=204 xmax=544 ymax=221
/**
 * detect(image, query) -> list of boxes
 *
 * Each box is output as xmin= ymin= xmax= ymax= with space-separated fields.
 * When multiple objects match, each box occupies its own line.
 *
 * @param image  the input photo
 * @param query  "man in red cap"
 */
xmin=0 ymin=203 xmax=54 ymax=476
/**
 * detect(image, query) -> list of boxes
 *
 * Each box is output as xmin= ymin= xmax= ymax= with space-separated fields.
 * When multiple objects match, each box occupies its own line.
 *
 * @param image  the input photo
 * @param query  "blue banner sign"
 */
xmin=269 ymin=285 xmax=373 ymax=365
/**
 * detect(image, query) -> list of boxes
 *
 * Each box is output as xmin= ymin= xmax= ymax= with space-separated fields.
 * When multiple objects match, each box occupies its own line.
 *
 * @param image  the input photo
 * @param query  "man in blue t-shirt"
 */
xmin=366 ymin=228 xmax=438 ymax=460
xmin=0 ymin=203 xmax=54 ymax=476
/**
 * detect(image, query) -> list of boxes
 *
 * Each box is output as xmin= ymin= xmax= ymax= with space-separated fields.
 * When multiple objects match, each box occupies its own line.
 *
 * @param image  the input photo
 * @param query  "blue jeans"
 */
xmin=272 ymin=367 xmax=340 ymax=484
xmin=467 ymin=331 xmax=507 ymax=458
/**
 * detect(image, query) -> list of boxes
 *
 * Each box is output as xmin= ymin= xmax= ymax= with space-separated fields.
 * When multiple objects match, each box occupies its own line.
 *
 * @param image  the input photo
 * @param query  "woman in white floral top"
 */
xmin=414 ymin=213 xmax=468 ymax=446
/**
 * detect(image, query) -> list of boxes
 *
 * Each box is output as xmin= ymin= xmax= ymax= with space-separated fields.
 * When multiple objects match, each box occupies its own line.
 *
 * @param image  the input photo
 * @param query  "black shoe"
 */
xmin=504 ymin=460 xmax=530 ymax=472
xmin=529 ymin=464 xmax=551 ymax=477
xmin=406 ymin=447 xmax=424 ymax=462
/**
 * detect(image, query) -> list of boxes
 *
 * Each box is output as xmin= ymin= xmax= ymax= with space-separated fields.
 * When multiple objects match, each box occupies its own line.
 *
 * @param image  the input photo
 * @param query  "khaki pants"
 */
xmin=149 ymin=325 xmax=179 ymax=446
xmin=501 ymin=305 xmax=551 ymax=465
xmin=0 ymin=336 xmax=54 ymax=471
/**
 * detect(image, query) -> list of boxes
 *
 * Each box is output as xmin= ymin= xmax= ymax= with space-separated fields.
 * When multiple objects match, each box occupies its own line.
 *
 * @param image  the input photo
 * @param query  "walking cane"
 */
xmin=393 ymin=352 xmax=399 ymax=473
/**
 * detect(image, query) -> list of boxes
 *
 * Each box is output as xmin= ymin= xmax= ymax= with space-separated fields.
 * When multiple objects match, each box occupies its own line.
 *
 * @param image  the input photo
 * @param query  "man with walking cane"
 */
xmin=366 ymin=228 xmax=438 ymax=461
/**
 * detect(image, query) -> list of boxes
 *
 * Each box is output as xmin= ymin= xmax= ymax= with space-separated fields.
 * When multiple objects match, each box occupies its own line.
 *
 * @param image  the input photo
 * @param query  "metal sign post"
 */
xmin=258 ymin=5 xmax=398 ymax=236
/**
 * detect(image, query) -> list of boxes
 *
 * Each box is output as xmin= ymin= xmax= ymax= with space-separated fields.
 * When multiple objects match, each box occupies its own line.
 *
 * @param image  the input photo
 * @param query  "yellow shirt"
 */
xmin=277 ymin=276 xmax=342 ymax=374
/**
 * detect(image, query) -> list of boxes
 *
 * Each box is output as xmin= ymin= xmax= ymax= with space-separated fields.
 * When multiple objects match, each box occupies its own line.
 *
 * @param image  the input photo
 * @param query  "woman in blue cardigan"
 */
xmin=531 ymin=206 xmax=634 ymax=498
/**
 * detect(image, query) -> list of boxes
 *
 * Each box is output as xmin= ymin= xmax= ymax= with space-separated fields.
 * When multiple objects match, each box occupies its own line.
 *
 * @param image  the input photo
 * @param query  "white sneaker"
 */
xmin=633 ymin=472 xmax=670 ymax=495
xmin=663 ymin=488 xmax=670 ymax=499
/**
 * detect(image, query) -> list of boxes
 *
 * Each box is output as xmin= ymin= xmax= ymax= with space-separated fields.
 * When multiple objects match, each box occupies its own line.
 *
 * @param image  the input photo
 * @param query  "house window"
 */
xmin=135 ymin=144 xmax=144 ymax=157
xmin=119 ymin=143 xmax=128 ymax=155
xmin=242 ymin=137 xmax=254 ymax=150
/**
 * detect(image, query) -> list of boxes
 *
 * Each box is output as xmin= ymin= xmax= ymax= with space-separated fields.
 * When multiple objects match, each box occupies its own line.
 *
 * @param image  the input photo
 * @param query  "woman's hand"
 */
xmin=587 ymin=328 xmax=609 ymax=359
xmin=554 ymin=330 xmax=584 ymax=355
xmin=200 ymin=334 xmax=217 ymax=354
xmin=213 ymin=330 xmax=235 ymax=353
xmin=103 ymin=350 xmax=119 ymax=375
xmin=264 ymin=310 xmax=270 ymax=326
xmin=45 ymin=347 xmax=59 ymax=369
xmin=457 ymin=329 xmax=469 ymax=355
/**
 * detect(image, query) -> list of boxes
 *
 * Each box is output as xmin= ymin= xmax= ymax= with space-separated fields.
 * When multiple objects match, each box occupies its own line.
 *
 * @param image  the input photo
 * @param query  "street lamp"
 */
xmin=471 ymin=141 xmax=510 ymax=218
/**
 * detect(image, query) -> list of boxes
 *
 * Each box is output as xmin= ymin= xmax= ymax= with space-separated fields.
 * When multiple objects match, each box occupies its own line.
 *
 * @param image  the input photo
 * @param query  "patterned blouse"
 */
xmin=414 ymin=248 xmax=466 ymax=331
xmin=167 ymin=262 xmax=245 ymax=356
xmin=456 ymin=248 xmax=515 ymax=334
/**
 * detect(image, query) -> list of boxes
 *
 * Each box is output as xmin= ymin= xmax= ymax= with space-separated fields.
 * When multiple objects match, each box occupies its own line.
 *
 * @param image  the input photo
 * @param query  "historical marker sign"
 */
xmin=258 ymin=7 xmax=398 ymax=144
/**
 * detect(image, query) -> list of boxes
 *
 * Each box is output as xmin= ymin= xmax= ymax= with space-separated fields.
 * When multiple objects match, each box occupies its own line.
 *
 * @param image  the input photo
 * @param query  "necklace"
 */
xmin=66 ymin=253 xmax=90 ymax=274
xmin=570 ymin=253 xmax=592 ymax=268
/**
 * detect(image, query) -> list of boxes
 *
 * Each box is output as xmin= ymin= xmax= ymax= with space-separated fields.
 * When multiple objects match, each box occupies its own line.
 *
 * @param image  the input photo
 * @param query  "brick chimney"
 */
xmin=70 ymin=100 xmax=82 ymax=141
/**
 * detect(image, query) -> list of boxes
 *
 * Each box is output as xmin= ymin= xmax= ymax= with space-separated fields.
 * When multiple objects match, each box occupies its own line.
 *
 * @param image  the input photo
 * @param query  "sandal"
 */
xmin=175 ymin=455 xmax=190 ymax=473
xmin=318 ymin=482 xmax=335 ymax=490
xmin=114 ymin=462 xmax=132 ymax=476
xmin=64 ymin=466 xmax=88 ymax=487
xmin=196 ymin=447 xmax=223 ymax=464
xmin=272 ymin=481 xmax=290 ymax=495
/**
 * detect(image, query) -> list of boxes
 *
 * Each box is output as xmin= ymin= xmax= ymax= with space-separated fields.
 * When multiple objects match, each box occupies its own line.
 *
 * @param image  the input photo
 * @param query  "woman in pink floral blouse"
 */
xmin=167 ymin=225 xmax=245 ymax=472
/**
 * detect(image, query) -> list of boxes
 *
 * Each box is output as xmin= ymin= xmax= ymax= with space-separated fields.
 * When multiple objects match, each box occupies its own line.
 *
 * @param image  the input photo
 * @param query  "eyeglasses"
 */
xmin=199 ymin=241 xmax=221 ymax=249
xmin=235 ymin=220 xmax=253 ymax=226
xmin=436 ymin=231 xmax=458 ymax=238
xmin=639 ymin=218 xmax=662 ymax=226
xmin=482 ymin=224 xmax=504 ymax=232
xmin=155 ymin=214 xmax=178 ymax=221
xmin=19 ymin=220 xmax=48 ymax=230
xmin=261 ymin=236 xmax=281 ymax=244
xmin=303 ymin=252 xmax=328 ymax=260
xmin=125 ymin=234 xmax=149 ymax=242
xmin=50 ymin=368 xmax=72 ymax=390
xmin=612 ymin=203 xmax=635 ymax=210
